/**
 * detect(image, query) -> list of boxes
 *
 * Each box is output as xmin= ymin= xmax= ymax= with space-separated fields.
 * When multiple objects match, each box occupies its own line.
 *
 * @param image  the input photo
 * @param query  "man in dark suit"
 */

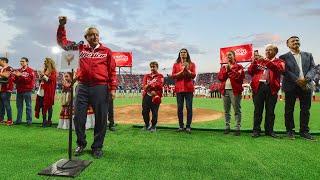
xmin=280 ymin=36 xmax=316 ymax=140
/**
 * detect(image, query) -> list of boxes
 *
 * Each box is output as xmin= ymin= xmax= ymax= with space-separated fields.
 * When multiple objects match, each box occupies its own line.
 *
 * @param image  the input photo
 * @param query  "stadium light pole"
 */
xmin=38 ymin=47 xmax=92 ymax=178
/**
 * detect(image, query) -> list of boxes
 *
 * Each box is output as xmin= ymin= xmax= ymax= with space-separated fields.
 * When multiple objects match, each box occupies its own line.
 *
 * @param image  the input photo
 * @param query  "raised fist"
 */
xmin=59 ymin=16 xmax=67 ymax=25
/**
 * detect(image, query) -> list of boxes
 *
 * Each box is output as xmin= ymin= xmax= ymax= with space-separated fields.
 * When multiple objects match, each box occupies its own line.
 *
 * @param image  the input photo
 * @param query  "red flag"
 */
xmin=220 ymin=44 xmax=253 ymax=64
xmin=112 ymin=52 xmax=133 ymax=67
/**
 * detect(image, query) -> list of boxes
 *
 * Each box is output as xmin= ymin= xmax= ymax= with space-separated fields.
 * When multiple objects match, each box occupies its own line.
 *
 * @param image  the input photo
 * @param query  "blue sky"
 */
xmin=0 ymin=0 xmax=319 ymax=74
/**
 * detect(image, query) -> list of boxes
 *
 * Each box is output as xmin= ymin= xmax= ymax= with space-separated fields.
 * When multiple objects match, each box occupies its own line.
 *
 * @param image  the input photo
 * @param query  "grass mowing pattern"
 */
xmin=0 ymin=95 xmax=319 ymax=179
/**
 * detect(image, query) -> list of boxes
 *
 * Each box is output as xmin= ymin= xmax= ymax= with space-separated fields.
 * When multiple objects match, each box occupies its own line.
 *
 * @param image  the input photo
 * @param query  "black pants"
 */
xmin=285 ymin=86 xmax=312 ymax=133
xmin=142 ymin=95 xmax=160 ymax=128
xmin=108 ymin=93 xmax=114 ymax=127
xmin=176 ymin=92 xmax=193 ymax=128
xmin=74 ymin=84 xmax=109 ymax=150
xmin=253 ymin=83 xmax=277 ymax=134
xmin=37 ymin=96 xmax=53 ymax=124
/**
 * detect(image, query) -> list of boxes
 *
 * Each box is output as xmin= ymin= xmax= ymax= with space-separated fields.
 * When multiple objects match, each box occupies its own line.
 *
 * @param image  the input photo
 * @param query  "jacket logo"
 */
xmin=79 ymin=51 xmax=108 ymax=59
xmin=21 ymin=72 xmax=30 ymax=77
xmin=147 ymin=78 xmax=157 ymax=85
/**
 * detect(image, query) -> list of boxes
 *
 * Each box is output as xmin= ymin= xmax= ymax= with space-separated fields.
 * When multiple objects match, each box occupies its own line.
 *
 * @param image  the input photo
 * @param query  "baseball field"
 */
xmin=0 ymin=95 xmax=319 ymax=179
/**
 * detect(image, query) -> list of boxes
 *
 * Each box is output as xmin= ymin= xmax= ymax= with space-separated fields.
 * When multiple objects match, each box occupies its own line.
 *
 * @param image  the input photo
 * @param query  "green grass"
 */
xmin=0 ymin=95 xmax=319 ymax=179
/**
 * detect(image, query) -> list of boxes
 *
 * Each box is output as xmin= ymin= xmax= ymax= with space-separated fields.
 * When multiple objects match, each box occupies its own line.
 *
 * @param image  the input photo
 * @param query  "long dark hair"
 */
xmin=176 ymin=48 xmax=191 ymax=63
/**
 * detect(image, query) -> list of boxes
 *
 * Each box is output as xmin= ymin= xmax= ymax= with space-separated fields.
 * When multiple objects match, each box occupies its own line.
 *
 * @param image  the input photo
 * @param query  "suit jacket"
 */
xmin=279 ymin=51 xmax=315 ymax=92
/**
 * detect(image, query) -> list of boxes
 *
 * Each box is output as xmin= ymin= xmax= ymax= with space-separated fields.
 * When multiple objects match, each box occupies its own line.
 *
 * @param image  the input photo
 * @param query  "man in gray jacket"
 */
xmin=280 ymin=36 xmax=316 ymax=140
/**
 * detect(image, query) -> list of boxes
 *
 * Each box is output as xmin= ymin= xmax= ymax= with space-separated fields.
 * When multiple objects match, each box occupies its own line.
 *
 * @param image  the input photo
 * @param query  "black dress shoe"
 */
xmin=252 ymin=131 xmax=261 ymax=138
xmin=266 ymin=132 xmax=279 ymax=138
xmin=287 ymin=131 xmax=295 ymax=140
xmin=224 ymin=128 xmax=230 ymax=134
xmin=109 ymin=126 xmax=116 ymax=131
xmin=92 ymin=149 xmax=103 ymax=159
xmin=300 ymin=132 xmax=315 ymax=141
xmin=74 ymin=146 xmax=85 ymax=156
xmin=234 ymin=130 xmax=240 ymax=136
xmin=176 ymin=127 xmax=184 ymax=132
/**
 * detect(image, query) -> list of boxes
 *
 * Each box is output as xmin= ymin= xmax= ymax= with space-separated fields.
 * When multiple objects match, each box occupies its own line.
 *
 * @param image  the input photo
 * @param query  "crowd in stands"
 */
xmin=28 ymin=71 xmax=319 ymax=95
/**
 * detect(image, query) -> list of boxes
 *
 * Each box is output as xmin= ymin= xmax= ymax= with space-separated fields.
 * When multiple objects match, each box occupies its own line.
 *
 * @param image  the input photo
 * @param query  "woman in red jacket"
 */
xmin=218 ymin=51 xmax=245 ymax=136
xmin=171 ymin=48 xmax=196 ymax=133
xmin=35 ymin=57 xmax=57 ymax=127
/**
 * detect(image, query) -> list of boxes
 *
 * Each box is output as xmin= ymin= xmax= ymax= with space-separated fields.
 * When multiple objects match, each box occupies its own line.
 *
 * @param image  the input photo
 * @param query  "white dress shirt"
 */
xmin=291 ymin=51 xmax=304 ymax=78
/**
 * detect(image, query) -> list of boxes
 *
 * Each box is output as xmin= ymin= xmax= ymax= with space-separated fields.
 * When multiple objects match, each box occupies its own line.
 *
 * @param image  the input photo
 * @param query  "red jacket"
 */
xmin=13 ymin=66 xmax=35 ymax=93
xmin=171 ymin=62 xmax=196 ymax=93
xmin=0 ymin=66 xmax=14 ymax=93
xmin=248 ymin=58 xmax=285 ymax=95
xmin=142 ymin=72 xmax=164 ymax=98
xmin=218 ymin=63 xmax=245 ymax=96
xmin=57 ymin=25 xmax=117 ymax=90
xmin=35 ymin=71 xmax=57 ymax=117
xmin=210 ymin=82 xmax=219 ymax=91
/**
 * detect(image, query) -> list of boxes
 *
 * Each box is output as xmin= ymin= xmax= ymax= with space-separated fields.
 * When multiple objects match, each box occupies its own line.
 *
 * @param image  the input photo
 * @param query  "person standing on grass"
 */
xmin=57 ymin=72 xmax=73 ymax=129
xmin=280 ymin=36 xmax=316 ymax=140
xmin=12 ymin=57 xmax=35 ymax=126
xmin=171 ymin=48 xmax=196 ymax=133
xmin=218 ymin=51 xmax=245 ymax=136
xmin=57 ymin=16 xmax=117 ymax=158
xmin=0 ymin=57 xmax=14 ymax=126
xmin=35 ymin=58 xmax=57 ymax=128
xmin=248 ymin=44 xmax=285 ymax=138
xmin=142 ymin=61 xmax=164 ymax=132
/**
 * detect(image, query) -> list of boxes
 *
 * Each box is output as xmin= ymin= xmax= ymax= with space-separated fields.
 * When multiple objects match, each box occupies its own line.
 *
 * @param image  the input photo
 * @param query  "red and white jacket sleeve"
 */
xmin=57 ymin=25 xmax=79 ymax=51
xmin=107 ymin=50 xmax=117 ymax=91
xmin=265 ymin=59 xmax=285 ymax=74
xmin=218 ymin=66 xmax=228 ymax=82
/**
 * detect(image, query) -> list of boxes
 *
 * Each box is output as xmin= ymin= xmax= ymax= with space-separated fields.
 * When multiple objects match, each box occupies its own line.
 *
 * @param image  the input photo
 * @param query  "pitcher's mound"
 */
xmin=114 ymin=104 xmax=223 ymax=124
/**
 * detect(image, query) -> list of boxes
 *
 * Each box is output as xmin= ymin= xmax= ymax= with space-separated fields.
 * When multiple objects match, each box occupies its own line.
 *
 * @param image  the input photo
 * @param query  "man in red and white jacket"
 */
xmin=57 ymin=16 xmax=117 ymax=159
xmin=12 ymin=57 xmax=35 ymax=125
xmin=218 ymin=51 xmax=245 ymax=136
xmin=142 ymin=61 xmax=164 ymax=132
xmin=0 ymin=57 xmax=14 ymax=125
xmin=248 ymin=45 xmax=285 ymax=138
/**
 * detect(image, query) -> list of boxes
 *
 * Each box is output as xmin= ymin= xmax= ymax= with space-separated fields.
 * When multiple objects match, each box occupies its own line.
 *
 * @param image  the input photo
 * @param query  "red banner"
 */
xmin=220 ymin=44 xmax=253 ymax=64
xmin=112 ymin=52 xmax=133 ymax=67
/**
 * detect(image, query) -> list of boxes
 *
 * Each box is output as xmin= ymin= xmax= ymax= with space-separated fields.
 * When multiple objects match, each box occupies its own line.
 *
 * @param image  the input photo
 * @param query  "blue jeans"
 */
xmin=0 ymin=92 xmax=12 ymax=120
xmin=176 ymin=92 xmax=193 ymax=128
xmin=16 ymin=91 xmax=33 ymax=124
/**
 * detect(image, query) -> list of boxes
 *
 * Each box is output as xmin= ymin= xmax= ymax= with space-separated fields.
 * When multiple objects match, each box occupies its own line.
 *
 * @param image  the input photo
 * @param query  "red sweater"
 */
xmin=0 ymin=66 xmax=14 ymax=93
xmin=57 ymin=25 xmax=117 ymax=90
xmin=13 ymin=66 xmax=35 ymax=93
xmin=218 ymin=63 xmax=245 ymax=96
xmin=248 ymin=58 xmax=285 ymax=95
xmin=171 ymin=62 xmax=196 ymax=93
xmin=142 ymin=72 xmax=164 ymax=98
